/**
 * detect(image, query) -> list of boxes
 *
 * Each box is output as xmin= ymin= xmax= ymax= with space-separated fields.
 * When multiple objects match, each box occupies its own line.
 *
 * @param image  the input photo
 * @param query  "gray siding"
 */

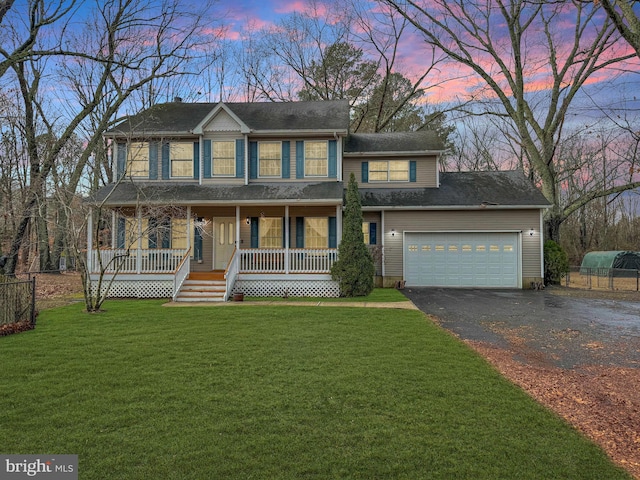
xmin=343 ymin=155 xmax=438 ymax=188
xmin=382 ymin=209 xmax=542 ymax=279
xmin=248 ymin=136 xmax=338 ymax=184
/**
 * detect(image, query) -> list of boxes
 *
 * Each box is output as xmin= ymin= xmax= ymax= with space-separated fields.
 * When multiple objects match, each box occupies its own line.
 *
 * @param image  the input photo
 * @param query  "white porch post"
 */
xmin=235 ymin=206 xmax=241 ymax=247
xmin=336 ymin=204 xmax=342 ymax=248
xmin=136 ymin=208 xmax=142 ymax=274
xmin=187 ymin=206 xmax=192 ymax=253
xmin=111 ymin=210 xmax=117 ymax=247
xmin=381 ymin=210 xmax=386 ymax=278
xmin=87 ymin=209 xmax=93 ymax=273
xmin=244 ymin=135 xmax=249 ymax=186
xmin=285 ymin=205 xmax=290 ymax=273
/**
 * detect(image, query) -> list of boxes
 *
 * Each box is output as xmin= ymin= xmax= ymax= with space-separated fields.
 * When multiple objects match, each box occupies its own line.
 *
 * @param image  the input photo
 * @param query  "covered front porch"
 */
xmin=86 ymin=203 xmax=342 ymax=301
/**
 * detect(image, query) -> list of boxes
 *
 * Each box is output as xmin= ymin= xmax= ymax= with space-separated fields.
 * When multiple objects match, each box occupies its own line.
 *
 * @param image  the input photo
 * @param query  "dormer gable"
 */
xmin=193 ymin=102 xmax=250 ymax=135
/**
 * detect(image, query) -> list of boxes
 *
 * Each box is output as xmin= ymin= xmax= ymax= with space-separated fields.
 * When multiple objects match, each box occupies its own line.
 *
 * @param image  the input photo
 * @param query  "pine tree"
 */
xmin=331 ymin=173 xmax=375 ymax=297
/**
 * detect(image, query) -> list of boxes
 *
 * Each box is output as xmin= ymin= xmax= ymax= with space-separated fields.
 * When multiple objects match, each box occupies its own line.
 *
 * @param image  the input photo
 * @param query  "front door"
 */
xmin=214 ymin=217 xmax=236 ymax=270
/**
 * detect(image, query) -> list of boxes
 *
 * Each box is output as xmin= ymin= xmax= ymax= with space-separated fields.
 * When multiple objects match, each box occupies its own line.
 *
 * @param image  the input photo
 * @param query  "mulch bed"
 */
xmin=468 ymin=342 xmax=640 ymax=478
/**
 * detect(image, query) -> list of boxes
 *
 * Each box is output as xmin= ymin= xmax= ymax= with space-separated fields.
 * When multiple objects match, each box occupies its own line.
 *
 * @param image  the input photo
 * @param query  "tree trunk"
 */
xmin=545 ymin=213 xmax=563 ymax=244
xmin=36 ymin=202 xmax=52 ymax=271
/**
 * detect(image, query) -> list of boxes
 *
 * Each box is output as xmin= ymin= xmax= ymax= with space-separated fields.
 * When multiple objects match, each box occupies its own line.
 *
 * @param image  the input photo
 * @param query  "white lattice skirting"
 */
xmin=91 ymin=280 xmax=173 ymax=298
xmin=232 ymin=279 xmax=340 ymax=298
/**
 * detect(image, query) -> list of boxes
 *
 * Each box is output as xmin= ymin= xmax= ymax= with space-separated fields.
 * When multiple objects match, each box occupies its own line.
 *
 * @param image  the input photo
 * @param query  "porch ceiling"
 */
xmin=88 ymin=181 xmax=345 ymax=207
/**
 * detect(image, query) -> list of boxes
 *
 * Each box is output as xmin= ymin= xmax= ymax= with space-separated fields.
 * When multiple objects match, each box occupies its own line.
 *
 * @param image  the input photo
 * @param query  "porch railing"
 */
xmin=89 ymin=248 xmax=189 ymax=274
xmin=239 ymin=248 xmax=338 ymax=273
xmin=172 ymin=249 xmax=192 ymax=301
xmin=223 ymin=247 xmax=240 ymax=301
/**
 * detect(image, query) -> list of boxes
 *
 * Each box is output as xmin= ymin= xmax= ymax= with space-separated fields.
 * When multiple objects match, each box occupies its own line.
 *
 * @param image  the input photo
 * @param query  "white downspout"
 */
xmin=187 ymin=206 xmax=191 ymax=256
xmin=285 ymin=205 xmax=290 ymax=274
xmin=136 ymin=208 xmax=142 ymax=274
xmin=381 ymin=210 xmax=386 ymax=279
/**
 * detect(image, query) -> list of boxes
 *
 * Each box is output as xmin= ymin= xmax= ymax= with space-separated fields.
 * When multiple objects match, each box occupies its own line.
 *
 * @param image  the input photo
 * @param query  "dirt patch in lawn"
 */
xmin=14 ymin=272 xmax=85 ymax=311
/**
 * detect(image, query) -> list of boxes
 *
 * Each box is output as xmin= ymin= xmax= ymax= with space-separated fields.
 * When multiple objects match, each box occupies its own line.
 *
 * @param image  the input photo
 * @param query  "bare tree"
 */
xmin=2 ymin=0 xmax=218 ymax=274
xmin=385 ymin=0 xmax=640 ymax=241
xmin=595 ymin=0 xmax=640 ymax=59
xmin=0 ymin=0 xmax=77 ymax=79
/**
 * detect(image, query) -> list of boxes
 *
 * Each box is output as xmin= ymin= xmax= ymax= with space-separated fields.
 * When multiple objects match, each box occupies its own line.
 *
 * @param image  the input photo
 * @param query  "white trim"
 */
xmin=539 ymin=209 xmax=545 ymax=278
xmin=193 ymin=103 xmax=250 ymax=135
xmin=236 ymin=206 xmax=241 ymax=248
xmin=337 ymin=136 xmax=343 ymax=182
xmin=136 ymin=208 xmax=142 ymax=274
xmin=111 ymin=210 xmax=117 ymax=248
xmin=244 ymin=135 xmax=249 ymax=185
xmin=245 ymin=129 xmax=347 ymax=136
xmin=381 ymin=210 xmax=386 ymax=278
xmin=198 ymin=135 xmax=203 ymax=185
xmin=285 ymin=205 xmax=290 ymax=273
xmin=187 ymin=206 xmax=192 ymax=253
xmin=336 ymin=204 xmax=342 ymax=250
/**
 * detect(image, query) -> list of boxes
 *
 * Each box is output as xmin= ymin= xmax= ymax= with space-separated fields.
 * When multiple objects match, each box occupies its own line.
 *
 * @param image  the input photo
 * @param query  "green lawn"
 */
xmin=0 ymin=300 xmax=630 ymax=479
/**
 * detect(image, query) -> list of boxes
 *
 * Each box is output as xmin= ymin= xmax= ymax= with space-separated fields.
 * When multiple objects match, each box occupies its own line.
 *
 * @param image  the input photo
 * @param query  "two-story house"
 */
xmin=88 ymin=99 xmax=549 ymax=301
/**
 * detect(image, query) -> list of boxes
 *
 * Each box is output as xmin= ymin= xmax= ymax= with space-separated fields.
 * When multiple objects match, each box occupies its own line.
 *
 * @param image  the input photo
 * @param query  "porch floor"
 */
xmin=188 ymin=271 xmax=226 ymax=281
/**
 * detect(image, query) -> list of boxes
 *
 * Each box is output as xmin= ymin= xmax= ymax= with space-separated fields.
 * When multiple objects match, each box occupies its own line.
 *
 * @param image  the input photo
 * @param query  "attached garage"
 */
xmin=404 ymin=232 xmax=520 ymax=288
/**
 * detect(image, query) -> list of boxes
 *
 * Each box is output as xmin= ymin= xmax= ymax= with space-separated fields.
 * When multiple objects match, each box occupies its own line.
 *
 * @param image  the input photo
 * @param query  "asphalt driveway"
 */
xmin=402 ymin=288 xmax=640 ymax=369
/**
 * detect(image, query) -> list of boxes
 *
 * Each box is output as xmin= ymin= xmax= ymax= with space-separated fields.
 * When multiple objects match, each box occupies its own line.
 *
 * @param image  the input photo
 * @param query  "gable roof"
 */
xmin=360 ymin=170 xmax=550 ymax=209
xmin=106 ymin=100 xmax=350 ymax=137
xmin=344 ymin=132 xmax=445 ymax=156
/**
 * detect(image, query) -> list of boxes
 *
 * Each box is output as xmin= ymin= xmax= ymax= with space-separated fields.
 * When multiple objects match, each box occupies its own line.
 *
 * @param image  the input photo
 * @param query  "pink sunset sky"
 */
xmin=206 ymin=0 xmax=640 ymax=105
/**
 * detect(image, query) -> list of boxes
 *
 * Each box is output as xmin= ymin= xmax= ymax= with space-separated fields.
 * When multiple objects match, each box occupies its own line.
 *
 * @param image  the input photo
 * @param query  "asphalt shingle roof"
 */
xmin=360 ymin=170 xmax=550 ymax=208
xmin=344 ymin=131 xmax=445 ymax=153
xmin=90 ymin=171 xmax=548 ymax=209
xmin=106 ymin=100 xmax=350 ymax=135
xmin=91 ymin=182 xmax=345 ymax=206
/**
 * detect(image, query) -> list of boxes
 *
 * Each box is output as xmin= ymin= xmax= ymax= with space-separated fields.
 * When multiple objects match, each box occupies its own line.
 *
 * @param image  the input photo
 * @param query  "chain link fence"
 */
xmin=565 ymin=267 xmax=640 ymax=292
xmin=0 ymin=275 xmax=37 ymax=334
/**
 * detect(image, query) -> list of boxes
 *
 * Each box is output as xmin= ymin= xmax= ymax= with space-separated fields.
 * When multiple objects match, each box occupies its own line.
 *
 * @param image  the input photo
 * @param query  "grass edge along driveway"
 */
xmin=0 ymin=300 xmax=631 ymax=479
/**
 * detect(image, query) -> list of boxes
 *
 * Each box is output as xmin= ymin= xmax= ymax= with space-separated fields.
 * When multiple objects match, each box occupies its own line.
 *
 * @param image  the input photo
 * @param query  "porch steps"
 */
xmin=174 ymin=271 xmax=227 ymax=302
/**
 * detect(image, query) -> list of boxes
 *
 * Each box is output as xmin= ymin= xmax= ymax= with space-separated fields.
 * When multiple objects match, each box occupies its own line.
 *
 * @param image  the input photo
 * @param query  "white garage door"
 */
xmin=404 ymin=232 xmax=519 ymax=287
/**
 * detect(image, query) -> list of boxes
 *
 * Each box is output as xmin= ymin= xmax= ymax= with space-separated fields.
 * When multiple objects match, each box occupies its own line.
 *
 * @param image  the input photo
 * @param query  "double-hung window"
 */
xmin=362 ymin=222 xmax=370 ymax=244
xmin=127 ymin=142 xmax=150 ymax=178
xmin=259 ymin=142 xmax=281 ymax=177
xmin=305 ymin=218 xmax=328 ymax=248
xmin=369 ymin=160 xmax=409 ymax=182
xmin=259 ymin=217 xmax=282 ymax=248
xmin=213 ymin=141 xmax=235 ymax=176
xmin=170 ymin=142 xmax=193 ymax=178
xmin=304 ymin=141 xmax=328 ymax=177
